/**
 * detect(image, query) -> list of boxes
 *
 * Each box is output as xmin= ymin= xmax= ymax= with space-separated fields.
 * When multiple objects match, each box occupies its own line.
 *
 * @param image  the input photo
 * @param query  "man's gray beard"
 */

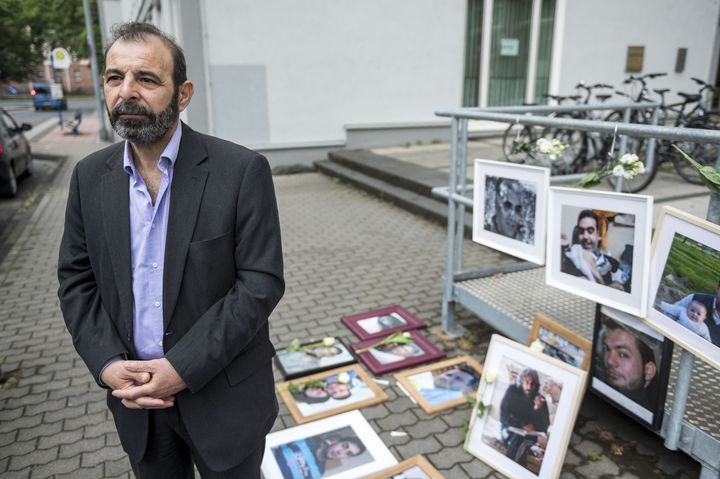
xmin=108 ymin=92 xmax=179 ymax=145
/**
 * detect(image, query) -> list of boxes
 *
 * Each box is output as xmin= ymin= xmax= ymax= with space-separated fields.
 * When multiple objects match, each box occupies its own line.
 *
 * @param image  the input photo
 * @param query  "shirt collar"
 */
xmin=123 ymin=123 xmax=183 ymax=176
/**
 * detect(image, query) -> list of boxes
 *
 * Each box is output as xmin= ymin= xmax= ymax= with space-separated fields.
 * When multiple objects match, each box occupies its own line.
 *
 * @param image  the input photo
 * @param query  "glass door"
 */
xmin=488 ymin=0 xmax=533 ymax=106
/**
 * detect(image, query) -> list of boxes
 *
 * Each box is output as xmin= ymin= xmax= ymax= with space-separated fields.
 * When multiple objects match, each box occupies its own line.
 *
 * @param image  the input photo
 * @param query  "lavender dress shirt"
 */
xmin=123 ymin=124 xmax=182 ymax=359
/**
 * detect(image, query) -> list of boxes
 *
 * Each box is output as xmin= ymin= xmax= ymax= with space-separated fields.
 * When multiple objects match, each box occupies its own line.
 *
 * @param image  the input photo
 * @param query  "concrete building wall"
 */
xmin=557 ymin=0 xmax=720 ymax=102
xmin=200 ymin=0 xmax=466 ymax=148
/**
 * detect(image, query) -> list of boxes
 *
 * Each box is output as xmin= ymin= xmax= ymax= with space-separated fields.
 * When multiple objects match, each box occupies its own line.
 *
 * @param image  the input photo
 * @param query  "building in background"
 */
xmin=34 ymin=59 xmax=95 ymax=94
xmin=97 ymin=0 xmax=720 ymax=166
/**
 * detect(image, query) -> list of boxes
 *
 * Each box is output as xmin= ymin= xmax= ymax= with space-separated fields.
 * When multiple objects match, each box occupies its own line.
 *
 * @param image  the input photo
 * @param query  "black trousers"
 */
xmin=130 ymin=407 xmax=265 ymax=479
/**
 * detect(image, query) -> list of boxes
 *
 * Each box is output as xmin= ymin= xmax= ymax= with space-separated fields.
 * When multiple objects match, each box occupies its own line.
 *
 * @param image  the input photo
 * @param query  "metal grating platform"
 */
xmin=455 ymin=267 xmax=720 ymax=443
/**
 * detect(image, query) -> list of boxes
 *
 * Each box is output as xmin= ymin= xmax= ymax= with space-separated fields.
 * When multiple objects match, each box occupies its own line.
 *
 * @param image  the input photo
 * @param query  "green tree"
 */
xmin=0 ymin=0 xmax=101 ymax=82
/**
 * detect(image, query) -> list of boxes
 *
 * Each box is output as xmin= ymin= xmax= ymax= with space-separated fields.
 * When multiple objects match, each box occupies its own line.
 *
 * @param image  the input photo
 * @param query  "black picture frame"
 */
xmin=589 ymin=304 xmax=673 ymax=431
xmin=274 ymin=337 xmax=357 ymax=380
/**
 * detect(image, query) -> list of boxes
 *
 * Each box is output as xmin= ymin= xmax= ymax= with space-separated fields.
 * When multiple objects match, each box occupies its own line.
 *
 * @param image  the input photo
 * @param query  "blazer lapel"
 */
xmin=163 ymin=124 xmax=209 ymax=328
xmin=101 ymin=148 xmax=134 ymax=340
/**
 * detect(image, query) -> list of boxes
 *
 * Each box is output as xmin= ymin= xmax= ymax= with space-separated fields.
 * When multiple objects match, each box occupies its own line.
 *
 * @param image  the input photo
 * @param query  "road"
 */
xmin=0 ymin=97 xmax=98 ymax=127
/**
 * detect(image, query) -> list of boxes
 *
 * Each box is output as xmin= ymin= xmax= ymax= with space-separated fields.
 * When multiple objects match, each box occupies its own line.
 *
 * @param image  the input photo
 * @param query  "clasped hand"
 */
xmin=101 ymin=358 xmax=187 ymax=410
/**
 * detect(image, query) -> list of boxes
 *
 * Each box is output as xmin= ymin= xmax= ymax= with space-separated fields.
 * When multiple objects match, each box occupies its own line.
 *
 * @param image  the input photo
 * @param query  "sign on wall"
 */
xmin=500 ymin=38 xmax=519 ymax=56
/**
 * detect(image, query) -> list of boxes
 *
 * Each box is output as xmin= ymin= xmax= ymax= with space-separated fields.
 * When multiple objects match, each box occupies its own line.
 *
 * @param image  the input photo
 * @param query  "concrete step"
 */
xmin=327 ymin=149 xmax=450 ymax=197
xmin=314 ymin=159 xmax=472 ymax=234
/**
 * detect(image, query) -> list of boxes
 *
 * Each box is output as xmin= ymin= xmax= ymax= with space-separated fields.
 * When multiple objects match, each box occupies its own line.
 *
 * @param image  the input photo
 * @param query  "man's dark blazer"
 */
xmin=57 ymin=123 xmax=285 ymax=471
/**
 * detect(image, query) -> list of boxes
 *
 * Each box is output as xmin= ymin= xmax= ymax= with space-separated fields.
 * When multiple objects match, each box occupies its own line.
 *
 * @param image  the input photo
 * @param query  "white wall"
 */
xmin=557 ymin=0 xmax=720 ymax=103
xmin=201 ymin=0 xmax=466 ymax=147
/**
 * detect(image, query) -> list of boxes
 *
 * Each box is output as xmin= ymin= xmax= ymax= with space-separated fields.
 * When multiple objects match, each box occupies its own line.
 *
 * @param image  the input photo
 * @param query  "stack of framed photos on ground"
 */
xmin=266 ymin=306 xmax=459 ymax=478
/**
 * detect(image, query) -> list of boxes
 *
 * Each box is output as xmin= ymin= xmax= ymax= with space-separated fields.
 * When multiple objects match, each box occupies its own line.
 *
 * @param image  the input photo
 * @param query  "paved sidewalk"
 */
xmin=0 ymin=129 xmax=703 ymax=478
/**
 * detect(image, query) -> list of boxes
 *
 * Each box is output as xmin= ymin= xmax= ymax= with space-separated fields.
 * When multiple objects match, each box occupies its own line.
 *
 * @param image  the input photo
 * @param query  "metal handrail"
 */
xmin=435 ymin=109 xmax=720 ymax=144
xmin=439 ymin=101 xmax=660 ymax=115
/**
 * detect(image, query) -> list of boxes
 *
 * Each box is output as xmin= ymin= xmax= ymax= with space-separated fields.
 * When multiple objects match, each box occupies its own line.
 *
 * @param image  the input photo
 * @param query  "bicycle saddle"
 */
xmin=678 ymin=92 xmax=701 ymax=102
xmin=596 ymin=94 xmax=612 ymax=102
xmin=653 ymin=88 xmax=670 ymax=94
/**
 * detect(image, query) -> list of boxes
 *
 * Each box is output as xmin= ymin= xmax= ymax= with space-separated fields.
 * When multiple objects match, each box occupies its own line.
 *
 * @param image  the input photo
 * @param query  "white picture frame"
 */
xmin=546 ymin=187 xmax=653 ymax=317
xmin=261 ymin=410 xmax=397 ymax=479
xmin=465 ymin=335 xmax=587 ymax=479
xmin=647 ymin=206 xmax=720 ymax=370
xmin=473 ymin=160 xmax=550 ymax=264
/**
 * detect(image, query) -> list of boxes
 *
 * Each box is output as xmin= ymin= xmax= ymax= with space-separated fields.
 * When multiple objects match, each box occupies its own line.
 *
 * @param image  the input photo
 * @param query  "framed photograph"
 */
xmin=647 ymin=206 xmax=720 ymax=369
xmin=473 ymin=160 xmax=550 ymax=264
xmin=275 ymin=337 xmax=356 ymax=380
xmin=365 ymin=455 xmax=443 ymax=479
xmin=590 ymin=305 xmax=672 ymax=430
xmin=546 ymin=187 xmax=653 ymax=317
xmin=276 ymin=364 xmax=389 ymax=424
xmin=394 ymin=356 xmax=483 ymax=414
xmin=528 ymin=313 xmax=592 ymax=371
xmin=350 ymin=331 xmax=446 ymax=376
xmin=261 ymin=410 xmax=397 ymax=479
xmin=341 ymin=305 xmax=426 ymax=341
xmin=465 ymin=334 xmax=587 ymax=479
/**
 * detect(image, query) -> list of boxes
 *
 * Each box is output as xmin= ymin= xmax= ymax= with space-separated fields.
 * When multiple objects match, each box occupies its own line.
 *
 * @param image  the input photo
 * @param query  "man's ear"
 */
xmin=643 ymin=361 xmax=657 ymax=387
xmin=178 ymin=80 xmax=194 ymax=112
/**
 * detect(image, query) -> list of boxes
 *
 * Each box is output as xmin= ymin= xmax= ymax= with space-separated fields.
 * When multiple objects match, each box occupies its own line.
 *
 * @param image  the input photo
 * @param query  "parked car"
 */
xmin=0 ymin=108 xmax=32 ymax=198
xmin=30 ymin=82 xmax=67 ymax=111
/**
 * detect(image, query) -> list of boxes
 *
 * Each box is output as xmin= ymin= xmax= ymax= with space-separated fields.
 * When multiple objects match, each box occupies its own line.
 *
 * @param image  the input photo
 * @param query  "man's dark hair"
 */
xmin=604 ymin=322 xmax=657 ymax=370
xmin=105 ymin=22 xmax=187 ymax=88
xmin=577 ymin=209 xmax=599 ymax=227
xmin=516 ymin=368 xmax=540 ymax=393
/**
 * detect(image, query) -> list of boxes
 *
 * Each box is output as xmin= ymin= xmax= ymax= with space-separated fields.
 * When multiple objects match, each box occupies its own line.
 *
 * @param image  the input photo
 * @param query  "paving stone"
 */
xmin=29 ymin=455 xmax=81 ymax=478
xmin=63 ymin=409 xmax=108 ymax=431
xmin=574 ymin=440 xmax=603 ymax=458
xmin=59 ymin=437 xmax=104 ymax=459
xmin=7 ymin=446 xmax=58 ymax=471
xmin=395 ymin=436 xmax=443 ymax=458
xmin=405 ymin=417 xmax=449 ymax=438
xmin=435 ymin=427 xmax=466 ymax=447
xmin=16 ymin=420 xmax=63 ymax=442
xmin=376 ymin=410 xmax=420 ymax=430
xmin=563 ymin=448 xmax=583 ymax=466
xmin=0 ymin=405 xmax=24 ymax=422
xmin=0 ymin=414 xmax=43 ymax=434
xmin=103 ymin=456 xmax=132 ymax=477
xmin=427 ymin=443 xmax=474 ymax=469
xmin=461 ymin=458 xmax=496 ymax=478
xmin=444 ymin=462 xmax=477 ymax=478
xmin=54 ymin=464 xmax=105 ymax=479
xmin=84 ymin=420 xmax=118 ymax=439
xmin=23 ymin=397 xmax=67 ymax=417
xmin=37 ymin=428 xmax=84 ymax=449
xmin=43 ymin=403 xmax=86 ymax=423
xmin=575 ymin=454 xmax=620 ymax=478
xmin=80 ymin=444 xmax=126 ymax=468
xmin=0 ymin=438 xmax=36 ymax=460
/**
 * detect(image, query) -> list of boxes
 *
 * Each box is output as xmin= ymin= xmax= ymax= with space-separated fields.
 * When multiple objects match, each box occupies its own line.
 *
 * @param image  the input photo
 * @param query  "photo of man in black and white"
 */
xmin=484 ymin=176 xmax=537 ymax=245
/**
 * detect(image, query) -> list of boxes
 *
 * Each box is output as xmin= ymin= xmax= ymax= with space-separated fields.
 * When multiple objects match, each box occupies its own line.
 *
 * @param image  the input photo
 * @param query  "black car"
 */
xmin=0 ymin=108 xmax=32 ymax=198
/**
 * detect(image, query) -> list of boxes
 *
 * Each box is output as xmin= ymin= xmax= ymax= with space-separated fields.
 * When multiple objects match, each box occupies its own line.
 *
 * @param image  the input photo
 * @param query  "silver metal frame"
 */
xmin=434 ymin=104 xmax=720 ymax=477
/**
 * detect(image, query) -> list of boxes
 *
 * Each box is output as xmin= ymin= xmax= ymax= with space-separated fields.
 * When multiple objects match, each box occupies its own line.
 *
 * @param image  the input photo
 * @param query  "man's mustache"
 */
xmin=112 ymin=101 xmax=153 ymax=118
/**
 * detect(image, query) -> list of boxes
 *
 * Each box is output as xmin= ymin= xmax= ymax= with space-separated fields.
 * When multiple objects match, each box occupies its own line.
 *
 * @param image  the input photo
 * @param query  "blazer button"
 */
xmin=127 ymin=334 xmax=132 ymax=341
xmin=164 ymin=331 xmax=173 ymax=336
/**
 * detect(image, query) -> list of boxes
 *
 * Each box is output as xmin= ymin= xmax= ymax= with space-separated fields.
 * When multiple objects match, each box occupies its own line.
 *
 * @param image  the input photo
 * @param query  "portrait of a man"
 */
xmin=484 ymin=176 xmax=537 ymax=245
xmin=560 ymin=208 xmax=634 ymax=293
xmin=594 ymin=314 xmax=663 ymax=414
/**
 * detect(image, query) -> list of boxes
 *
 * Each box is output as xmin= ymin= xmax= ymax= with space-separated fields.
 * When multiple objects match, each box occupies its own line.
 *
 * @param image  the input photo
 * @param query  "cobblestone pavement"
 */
xmin=0 ymin=141 xmax=702 ymax=478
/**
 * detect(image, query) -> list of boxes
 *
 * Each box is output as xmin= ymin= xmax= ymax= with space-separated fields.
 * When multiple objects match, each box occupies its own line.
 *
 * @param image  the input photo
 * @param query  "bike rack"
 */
xmin=433 ymin=106 xmax=720 ymax=478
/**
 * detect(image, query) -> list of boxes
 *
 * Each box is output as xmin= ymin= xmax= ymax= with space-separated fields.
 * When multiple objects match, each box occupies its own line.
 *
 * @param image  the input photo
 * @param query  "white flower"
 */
xmin=337 ymin=372 xmax=350 ymax=384
xmin=322 ymin=337 xmax=336 ymax=347
xmin=635 ymin=162 xmax=645 ymax=174
xmin=536 ymin=138 xmax=551 ymax=153
xmin=623 ymin=170 xmax=635 ymax=179
xmin=530 ymin=339 xmax=545 ymax=353
xmin=484 ymin=370 xmax=498 ymax=384
xmin=403 ymin=332 xmax=411 ymax=338
xmin=612 ymin=165 xmax=626 ymax=177
xmin=619 ymin=153 xmax=638 ymax=165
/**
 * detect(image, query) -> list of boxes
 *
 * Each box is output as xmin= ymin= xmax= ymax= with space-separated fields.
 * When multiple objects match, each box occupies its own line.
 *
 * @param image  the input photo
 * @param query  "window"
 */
xmin=626 ymin=46 xmax=644 ymax=73
xmin=73 ymin=70 xmax=82 ymax=82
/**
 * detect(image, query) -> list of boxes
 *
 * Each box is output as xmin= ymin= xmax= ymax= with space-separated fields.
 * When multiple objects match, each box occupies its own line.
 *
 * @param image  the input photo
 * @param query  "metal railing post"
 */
xmin=442 ymin=116 xmax=459 ymax=334
xmin=454 ymin=119 xmax=469 ymax=273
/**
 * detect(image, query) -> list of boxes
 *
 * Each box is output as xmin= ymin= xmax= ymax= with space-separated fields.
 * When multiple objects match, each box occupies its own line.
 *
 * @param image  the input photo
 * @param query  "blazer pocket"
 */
xmin=224 ymin=337 xmax=276 ymax=386
xmin=187 ymin=231 xmax=235 ymax=303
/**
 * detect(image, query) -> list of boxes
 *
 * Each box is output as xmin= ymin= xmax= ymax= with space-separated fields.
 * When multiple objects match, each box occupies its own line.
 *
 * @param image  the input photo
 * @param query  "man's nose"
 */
xmin=117 ymin=77 xmax=140 ymax=101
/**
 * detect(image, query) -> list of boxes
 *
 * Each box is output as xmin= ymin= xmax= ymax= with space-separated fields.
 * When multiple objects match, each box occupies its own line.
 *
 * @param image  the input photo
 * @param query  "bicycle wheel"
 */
xmin=672 ymin=115 xmax=720 ymax=184
xmin=502 ymin=123 xmax=535 ymax=162
xmin=605 ymin=136 xmax=658 ymax=193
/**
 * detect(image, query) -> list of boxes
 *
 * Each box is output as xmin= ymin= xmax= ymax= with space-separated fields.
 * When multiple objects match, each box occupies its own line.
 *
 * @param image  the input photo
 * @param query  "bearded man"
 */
xmin=57 ymin=22 xmax=284 ymax=478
